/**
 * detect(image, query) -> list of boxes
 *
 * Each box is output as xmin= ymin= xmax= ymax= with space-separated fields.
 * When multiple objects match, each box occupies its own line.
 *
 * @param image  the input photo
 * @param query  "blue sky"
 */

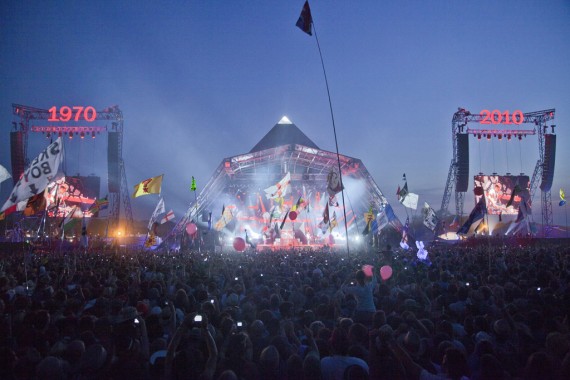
xmin=1 ymin=0 xmax=569 ymax=226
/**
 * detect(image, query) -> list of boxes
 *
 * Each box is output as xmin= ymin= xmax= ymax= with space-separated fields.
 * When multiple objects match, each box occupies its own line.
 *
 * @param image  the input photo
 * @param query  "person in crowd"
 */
xmin=0 ymin=240 xmax=567 ymax=380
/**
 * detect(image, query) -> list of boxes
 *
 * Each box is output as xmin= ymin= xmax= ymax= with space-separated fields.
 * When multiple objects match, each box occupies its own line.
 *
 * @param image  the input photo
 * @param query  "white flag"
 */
xmin=147 ymin=197 xmax=166 ymax=230
xmin=264 ymin=172 xmax=291 ymax=200
xmin=0 ymin=165 xmax=11 ymax=184
xmin=1 ymin=138 xmax=64 ymax=212
xmin=422 ymin=202 xmax=438 ymax=231
xmin=160 ymin=210 xmax=175 ymax=224
xmin=402 ymin=192 xmax=419 ymax=210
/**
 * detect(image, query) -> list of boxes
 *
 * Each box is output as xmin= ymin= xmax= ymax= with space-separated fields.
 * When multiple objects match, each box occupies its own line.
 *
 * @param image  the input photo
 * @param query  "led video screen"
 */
xmin=473 ymin=175 xmax=530 ymax=215
xmin=46 ymin=176 xmax=100 ymax=217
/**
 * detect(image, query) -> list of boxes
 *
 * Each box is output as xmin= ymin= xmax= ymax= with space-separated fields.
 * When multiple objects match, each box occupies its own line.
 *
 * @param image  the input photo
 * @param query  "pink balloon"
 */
xmin=289 ymin=211 xmax=297 ymax=221
xmin=233 ymin=237 xmax=246 ymax=252
xmin=380 ymin=265 xmax=393 ymax=281
xmin=186 ymin=223 xmax=197 ymax=236
xmin=362 ymin=265 xmax=373 ymax=277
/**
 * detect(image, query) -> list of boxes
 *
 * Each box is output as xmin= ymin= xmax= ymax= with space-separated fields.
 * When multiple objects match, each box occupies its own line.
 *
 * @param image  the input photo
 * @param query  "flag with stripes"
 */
xmin=160 ymin=210 xmax=175 ymax=224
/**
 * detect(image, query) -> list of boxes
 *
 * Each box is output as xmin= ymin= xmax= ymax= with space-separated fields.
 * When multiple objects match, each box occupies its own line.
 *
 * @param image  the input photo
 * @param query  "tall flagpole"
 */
xmin=311 ymin=22 xmax=350 ymax=256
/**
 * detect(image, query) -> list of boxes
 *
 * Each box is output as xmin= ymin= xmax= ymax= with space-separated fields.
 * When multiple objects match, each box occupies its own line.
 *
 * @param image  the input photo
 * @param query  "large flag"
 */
xmin=422 ymin=202 xmax=438 ymax=231
xmin=401 ymin=192 xmax=419 ymax=210
xmin=296 ymin=0 xmax=313 ymax=35
xmin=457 ymin=196 xmax=487 ymax=235
xmin=147 ymin=197 xmax=166 ymax=230
xmin=132 ymin=174 xmax=163 ymax=198
xmin=190 ymin=176 xmax=197 ymax=192
xmin=23 ymin=190 xmax=47 ymax=217
xmin=264 ymin=172 xmax=291 ymax=200
xmin=160 ymin=210 xmax=175 ymax=224
xmin=214 ymin=206 xmax=234 ymax=231
xmin=0 ymin=164 xmax=11 ymax=184
xmin=326 ymin=170 xmax=344 ymax=197
xmin=1 ymin=137 xmax=64 ymax=212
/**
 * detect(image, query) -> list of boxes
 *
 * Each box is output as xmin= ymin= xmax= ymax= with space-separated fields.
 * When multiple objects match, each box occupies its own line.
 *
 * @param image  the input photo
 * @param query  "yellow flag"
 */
xmin=132 ymin=174 xmax=164 ymax=198
xmin=561 ymin=188 xmax=566 ymax=201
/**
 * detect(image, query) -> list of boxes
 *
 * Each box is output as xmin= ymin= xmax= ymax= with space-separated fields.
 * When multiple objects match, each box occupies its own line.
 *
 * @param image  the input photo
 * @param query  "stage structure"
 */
xmin=9 ymin=104 xmax=133 ymax=231
xmin=171 ymin=117 xmax=402 ymax=251
xmin=440 ymin=108 xmax=556 ymax=236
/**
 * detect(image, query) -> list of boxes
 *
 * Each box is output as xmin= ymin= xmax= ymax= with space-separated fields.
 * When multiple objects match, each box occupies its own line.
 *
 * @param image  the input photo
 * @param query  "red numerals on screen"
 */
xmin=48 ymin=106 xmax=97 ymax=122
xmin=480 ymin=110 xmax=523 ymax=125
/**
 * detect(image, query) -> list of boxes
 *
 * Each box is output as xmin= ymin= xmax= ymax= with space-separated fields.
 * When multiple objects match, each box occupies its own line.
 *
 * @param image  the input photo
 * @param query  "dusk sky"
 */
xmin=1 ymin=1 xmax=569 ymax=227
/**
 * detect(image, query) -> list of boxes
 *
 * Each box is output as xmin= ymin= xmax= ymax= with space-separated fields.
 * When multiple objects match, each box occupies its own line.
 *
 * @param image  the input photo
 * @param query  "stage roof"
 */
xmin=249 ymin=116 xmax=319 ymax=153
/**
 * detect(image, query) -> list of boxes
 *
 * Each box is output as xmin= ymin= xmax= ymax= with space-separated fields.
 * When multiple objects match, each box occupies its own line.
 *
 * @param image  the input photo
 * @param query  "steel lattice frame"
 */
xmin=440 ymin=108 xmax=556 ymax=236
xmin=10 ymin=104 xmax=133 ymax=232
xmin=170 ymin=143 xmax=402 ymax=240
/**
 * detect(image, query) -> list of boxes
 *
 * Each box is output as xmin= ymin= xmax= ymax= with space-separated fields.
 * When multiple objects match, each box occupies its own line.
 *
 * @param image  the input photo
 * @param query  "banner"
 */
xmin=422 ymin=202 xmax=438 ymax=231
xmin=1 ymin=137 xmax=63 ymax=212
xmin=264 ymin=172 xmax=291 ymax=200
xmin=326 ymin=170 xmax=344 ymax=196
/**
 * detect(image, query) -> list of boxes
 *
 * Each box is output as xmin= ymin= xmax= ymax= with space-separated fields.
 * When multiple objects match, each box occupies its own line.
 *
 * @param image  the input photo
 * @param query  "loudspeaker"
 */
xmin=540 ymin=134 xmax=556 ymax=192
xmin=456 ymin=133 xmax=469 ymax=192
xmin=108 ymin=132 xmax=120 ymax=193
xmin=10 ymin=131 xmax=25 ymax=185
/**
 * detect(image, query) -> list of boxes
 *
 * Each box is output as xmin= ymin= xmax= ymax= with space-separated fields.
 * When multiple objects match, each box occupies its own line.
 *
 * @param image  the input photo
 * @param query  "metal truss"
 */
xmin=440 ymin=107 xmax=556 ymax=236
xmin=170 ymin=143 xmax=400 ymax=240
xmin=11 ymin=104 xmax=133 ymax=231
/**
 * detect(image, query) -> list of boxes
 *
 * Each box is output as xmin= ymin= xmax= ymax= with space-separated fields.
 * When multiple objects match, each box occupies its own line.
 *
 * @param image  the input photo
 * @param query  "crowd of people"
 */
xmin=0 ymin=240 xmax=568 ymax=379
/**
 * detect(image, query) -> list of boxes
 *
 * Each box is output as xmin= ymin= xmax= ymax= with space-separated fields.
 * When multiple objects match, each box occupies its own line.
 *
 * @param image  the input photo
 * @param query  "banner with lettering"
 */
xmin=1 ymin=138 xmax=64 ymax=212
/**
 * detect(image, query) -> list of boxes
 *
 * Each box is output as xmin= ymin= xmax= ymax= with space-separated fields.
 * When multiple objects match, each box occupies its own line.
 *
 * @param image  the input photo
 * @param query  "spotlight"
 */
xmin=486 ymin=134 xmax=491 ymax=140
xmin=46 ymin=132 xmax=51 ymax=139
xmin=477 ymin=134 xmax=481 ymax=140
xmin=498 ymin=134 xmax=502 ymax=140
xmin=91 ymin=131 xmax=96 ymax=138
xmin=80 ymin=131 xmax=85 ymax=139
xmin=69 ymin=132 xmax=73 ymax=139
xmin=507 ymin=134 xmax=511 ymax=141
xmin=518 ymin=135 xmax=522 ymax=140
xmin=58 ymin=131 xmax=63 ymax=138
